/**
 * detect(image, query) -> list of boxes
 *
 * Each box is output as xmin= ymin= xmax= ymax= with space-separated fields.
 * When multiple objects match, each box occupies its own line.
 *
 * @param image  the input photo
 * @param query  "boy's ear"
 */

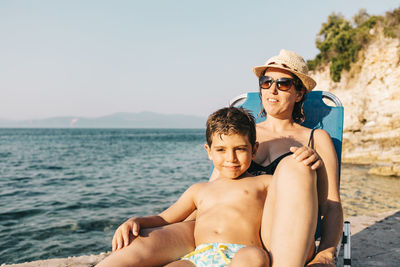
xmin=252 ymin=142 xmax=259 ymax=159
xmin=204 ymin=143 xmax=212 ymax=160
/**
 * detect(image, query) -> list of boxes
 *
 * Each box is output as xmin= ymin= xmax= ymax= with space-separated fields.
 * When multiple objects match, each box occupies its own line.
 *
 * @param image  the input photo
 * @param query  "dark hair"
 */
xmin=258 ymin=69 xmax=307 ymax=124
xmin=206 ymin=107 xmax=256 ymax=147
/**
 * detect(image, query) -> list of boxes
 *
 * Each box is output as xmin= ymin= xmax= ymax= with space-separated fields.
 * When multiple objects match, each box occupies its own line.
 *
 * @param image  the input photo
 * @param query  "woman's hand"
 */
xmin=112 ymin=217 xmax=141 ymax=251
xmin=290 ymin=146 xmax=323 ymax=170
xmin=306 ymin=250 xmax=335 ymax=266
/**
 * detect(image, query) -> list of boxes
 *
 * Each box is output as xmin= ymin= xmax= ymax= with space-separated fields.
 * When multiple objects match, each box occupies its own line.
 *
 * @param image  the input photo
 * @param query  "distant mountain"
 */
xmin=0 ymin=112 xmax=206 ymax=128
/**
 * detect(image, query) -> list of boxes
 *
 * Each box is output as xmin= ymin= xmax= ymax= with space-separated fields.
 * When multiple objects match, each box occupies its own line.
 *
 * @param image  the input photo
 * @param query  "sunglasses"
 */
xmin=259 ymin=76 xmax=294 ymax=91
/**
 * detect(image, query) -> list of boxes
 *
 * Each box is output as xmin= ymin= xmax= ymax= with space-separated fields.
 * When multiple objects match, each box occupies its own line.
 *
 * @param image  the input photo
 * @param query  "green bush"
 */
xmin=308 ymin=7 xmax=400 ymax=82
xmin=330 ymin=58 xmax=345 ymax=82
xmin=354 ymin=16 xmax=378 ymax=44
xmin=383 ymin=7 xmax=400 ymax=38
xmin=311 ymin=13 xmax=358 ymax=81
xmin=307 ymin=55 xmax=322 ymax=71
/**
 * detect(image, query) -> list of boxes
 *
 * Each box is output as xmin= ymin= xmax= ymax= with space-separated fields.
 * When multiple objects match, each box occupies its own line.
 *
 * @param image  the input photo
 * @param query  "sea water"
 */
xmin=0 ymin=128 xmax=210 ymax=264
xmin=0 ymin=128 xmax=399 ymax=265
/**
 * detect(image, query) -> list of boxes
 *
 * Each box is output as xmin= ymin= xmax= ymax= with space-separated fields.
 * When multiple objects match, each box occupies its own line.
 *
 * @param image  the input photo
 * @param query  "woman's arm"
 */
xmin=308 ymin=129 xmax=343 ymax=266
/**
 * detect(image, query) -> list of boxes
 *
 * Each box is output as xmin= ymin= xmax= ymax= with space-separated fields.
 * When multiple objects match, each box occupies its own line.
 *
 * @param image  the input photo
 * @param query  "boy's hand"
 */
xmin=290 ymin=146 xmax=323 ymax=170
xmin=112 ymin=217 xmax=141 ymax=251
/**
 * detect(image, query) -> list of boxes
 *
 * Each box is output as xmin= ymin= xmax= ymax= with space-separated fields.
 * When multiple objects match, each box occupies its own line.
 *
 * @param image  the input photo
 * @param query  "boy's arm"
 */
xmin=158 ymin=182 xmax=203 ymax=223
xmin=129 ymin=215 xmax=169 ymax=233
xmin=129 ymin=183 xmax=202 ymax=236
xmin=112 ymin=182 xmax=203 ymax=251
xmin=258 ymin=174 xmax=272 ymax=189
xmin=112 ymin=215 xmax=169 ymax=251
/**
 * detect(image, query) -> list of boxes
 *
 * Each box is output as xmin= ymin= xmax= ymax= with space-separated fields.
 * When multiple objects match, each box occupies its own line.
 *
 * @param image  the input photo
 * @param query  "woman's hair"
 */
xmin=206 ymin=107 xmax=256 ymax=147
xmin=258 ymin=69 xmax=307 ymax=124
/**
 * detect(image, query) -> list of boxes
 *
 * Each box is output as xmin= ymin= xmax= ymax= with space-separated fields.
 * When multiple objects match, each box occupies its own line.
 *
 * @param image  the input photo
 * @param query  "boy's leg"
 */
xmin=230 ymin=246 xmax=270 ymax=267
xmin=261 ymin=156 xmax=318 ymax=267
xmin=96 ymin=221 xmax=195 ymax=267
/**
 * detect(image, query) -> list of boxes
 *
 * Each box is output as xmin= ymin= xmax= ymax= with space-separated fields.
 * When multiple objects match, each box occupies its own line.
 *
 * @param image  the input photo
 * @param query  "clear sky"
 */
xmin=1 ymin=0 xmax=400 ymax=120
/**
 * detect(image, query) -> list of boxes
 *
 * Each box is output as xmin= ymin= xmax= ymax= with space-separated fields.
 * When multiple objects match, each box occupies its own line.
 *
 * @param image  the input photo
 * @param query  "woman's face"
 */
xmin=260 ymin=67 xmax=304 ymax=120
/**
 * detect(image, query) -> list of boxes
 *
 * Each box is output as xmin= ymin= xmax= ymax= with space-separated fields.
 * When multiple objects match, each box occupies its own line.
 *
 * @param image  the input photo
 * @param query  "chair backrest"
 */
xmin=229 ymin=91 xmax=344 ymax=182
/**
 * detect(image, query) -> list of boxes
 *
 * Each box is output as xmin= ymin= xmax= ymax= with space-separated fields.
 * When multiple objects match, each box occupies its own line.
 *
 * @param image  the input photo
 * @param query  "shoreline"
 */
xmin=2 ymin=209 xmax=399 ymax=267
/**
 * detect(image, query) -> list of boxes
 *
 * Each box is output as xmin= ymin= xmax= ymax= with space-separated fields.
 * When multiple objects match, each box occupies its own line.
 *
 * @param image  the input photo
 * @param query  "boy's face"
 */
xmin=205 ymin=132 xmax=258 ymax=179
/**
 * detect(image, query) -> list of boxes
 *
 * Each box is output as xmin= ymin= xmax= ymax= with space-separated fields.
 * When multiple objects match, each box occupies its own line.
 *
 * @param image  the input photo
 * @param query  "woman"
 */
xmin=248 ymin=49 xmax=343 ymax=266
xmin=97 ymin=50 xmax=343 ymax=267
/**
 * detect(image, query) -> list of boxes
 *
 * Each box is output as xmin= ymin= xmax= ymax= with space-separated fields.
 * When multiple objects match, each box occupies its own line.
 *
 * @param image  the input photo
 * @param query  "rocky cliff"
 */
xmin=311 ymin=28 xmax=400 ymax=176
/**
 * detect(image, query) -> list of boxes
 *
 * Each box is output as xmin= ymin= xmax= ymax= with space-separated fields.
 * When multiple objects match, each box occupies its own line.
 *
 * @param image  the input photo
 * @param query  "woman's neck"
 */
xmin=262 ymin=115 xmax=297 ymax=132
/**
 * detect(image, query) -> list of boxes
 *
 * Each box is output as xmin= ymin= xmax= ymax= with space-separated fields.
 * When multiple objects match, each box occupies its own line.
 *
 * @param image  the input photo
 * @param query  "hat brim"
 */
xmin=252 ymin=64 xmax=316 ymax=93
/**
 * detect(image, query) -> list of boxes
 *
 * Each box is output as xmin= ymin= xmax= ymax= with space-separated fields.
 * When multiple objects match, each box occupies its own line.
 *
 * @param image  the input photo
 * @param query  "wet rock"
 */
xmin=1 ymin=253 xmax=111 ymax=267
xmin=368 ymin=165 xmax=400 ymax=177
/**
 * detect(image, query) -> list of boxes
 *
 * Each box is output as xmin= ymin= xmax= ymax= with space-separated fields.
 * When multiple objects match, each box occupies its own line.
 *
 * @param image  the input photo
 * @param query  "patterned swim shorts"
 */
xmin=181 ymin=242 xmax=246 ymax=267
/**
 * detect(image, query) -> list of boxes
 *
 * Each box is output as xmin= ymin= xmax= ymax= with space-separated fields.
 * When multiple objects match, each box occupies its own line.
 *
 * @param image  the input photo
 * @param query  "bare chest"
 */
xmin=196 ymin=180 xmax=266 ymax=212
xmin=255 ymin=131 xmax=309 ymax=166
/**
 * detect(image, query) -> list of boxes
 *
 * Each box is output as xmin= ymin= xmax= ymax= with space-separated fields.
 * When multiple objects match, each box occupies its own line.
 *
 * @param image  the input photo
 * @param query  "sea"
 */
xmin=1 ymin=128 xmax=399 ymax=265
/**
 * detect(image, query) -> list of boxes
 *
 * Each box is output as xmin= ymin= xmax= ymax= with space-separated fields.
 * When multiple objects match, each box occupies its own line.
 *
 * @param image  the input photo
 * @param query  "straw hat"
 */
xmin=252 ymin=49 xmax=316 ymax=92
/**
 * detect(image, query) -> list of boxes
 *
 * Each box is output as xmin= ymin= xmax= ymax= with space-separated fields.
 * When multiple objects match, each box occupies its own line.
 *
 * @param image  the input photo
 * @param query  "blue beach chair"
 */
xmin=229 ymin=91 xmax=351 ymax=267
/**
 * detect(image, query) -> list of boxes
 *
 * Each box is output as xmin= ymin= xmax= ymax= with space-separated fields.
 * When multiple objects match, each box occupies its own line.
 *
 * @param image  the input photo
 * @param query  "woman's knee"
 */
xmin=273 ymin=156 xmax=317 ymax=189
xmin=230 ymin=246 xmax=270 ymax=267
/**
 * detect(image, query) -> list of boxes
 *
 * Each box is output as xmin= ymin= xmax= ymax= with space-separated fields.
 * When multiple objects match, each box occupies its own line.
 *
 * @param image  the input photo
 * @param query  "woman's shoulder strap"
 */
xmin=307 ymin=128 xmax=316 ymax=148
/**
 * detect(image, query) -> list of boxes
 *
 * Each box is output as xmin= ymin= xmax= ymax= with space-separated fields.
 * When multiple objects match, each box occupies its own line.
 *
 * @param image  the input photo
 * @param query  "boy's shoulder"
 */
xmin=181 ymin=182 xmax=208 ymax=200
xmin=187 ymin=181 xmax=208 ymax=193
xmin=217 ymin=172 xmax=272 ymax=188
xmin=242 ymin=171 xmax=270 ymax=180
xmin=244 ymin=173 xmax=271 ymax=188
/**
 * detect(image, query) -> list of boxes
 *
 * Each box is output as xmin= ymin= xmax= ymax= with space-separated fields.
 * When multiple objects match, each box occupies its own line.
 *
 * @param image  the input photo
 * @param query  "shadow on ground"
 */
xmin=351 ymin=210 xmax=400 ymax=266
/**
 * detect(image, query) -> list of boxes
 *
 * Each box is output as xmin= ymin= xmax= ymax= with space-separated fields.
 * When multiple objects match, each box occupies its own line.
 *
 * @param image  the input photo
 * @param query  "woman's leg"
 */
xmin=96 ymin=221 xmax=195 ymax=267
xmin=261 ymin=156 xmax=318 ymax=267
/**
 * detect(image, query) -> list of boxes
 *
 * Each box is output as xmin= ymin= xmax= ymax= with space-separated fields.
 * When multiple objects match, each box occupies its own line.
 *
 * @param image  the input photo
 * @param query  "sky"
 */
xmin=1 ymin=0 xmax=400 ymax=120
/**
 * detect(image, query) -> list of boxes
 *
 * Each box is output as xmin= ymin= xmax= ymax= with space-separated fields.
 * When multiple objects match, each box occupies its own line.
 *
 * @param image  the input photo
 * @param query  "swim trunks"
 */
xmin=181 ymin=243 xmax=246 ymax=267
xmin=248 ymin=129 xmax=316 ymax=175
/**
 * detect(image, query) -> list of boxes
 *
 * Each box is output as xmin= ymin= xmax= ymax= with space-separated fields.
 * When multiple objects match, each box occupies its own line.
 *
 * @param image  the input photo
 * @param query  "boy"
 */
xmin=123 ymin=107 xmax=270 ymax=267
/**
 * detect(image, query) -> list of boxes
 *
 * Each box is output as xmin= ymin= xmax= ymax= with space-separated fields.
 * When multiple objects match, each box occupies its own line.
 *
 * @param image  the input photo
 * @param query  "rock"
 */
xmin=311 ymin=28 xmax=400 ymax=174
xmin=1 ymin=253 xmax=111 ymax=267
xmin=368 ymin=165 xmax=400 ymax=177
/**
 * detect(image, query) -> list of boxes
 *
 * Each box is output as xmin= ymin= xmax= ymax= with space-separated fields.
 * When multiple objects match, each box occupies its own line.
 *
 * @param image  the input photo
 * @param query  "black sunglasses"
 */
xmin=259 ymin=76 xmax=294 ymax=91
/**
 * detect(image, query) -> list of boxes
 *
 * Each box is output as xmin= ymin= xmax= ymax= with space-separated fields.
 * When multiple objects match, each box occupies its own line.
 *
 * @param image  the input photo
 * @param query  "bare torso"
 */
xmin=193 ymin=173 xmax=270 ymax=247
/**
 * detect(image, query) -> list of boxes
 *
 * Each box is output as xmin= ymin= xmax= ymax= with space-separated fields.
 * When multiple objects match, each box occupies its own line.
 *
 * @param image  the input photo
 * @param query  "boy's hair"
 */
xmin=206 ymin=107 xmax=256 ymax=147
